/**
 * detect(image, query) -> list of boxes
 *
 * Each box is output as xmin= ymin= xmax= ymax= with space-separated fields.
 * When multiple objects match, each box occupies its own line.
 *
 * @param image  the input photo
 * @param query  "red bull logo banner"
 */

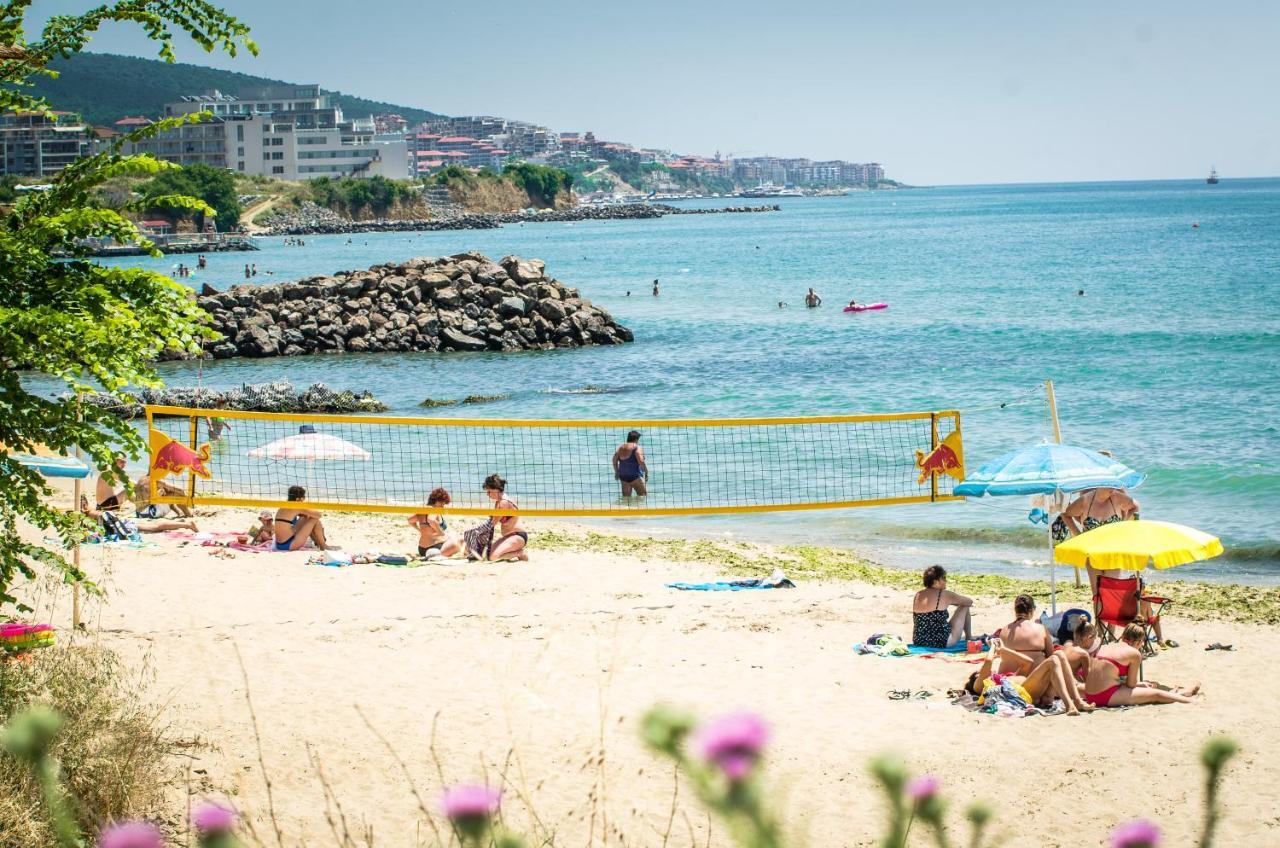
xmin=915 ymin=429 xmax=964 ymax=485
xmin=148 ymin=429 xmax=213 ymax=481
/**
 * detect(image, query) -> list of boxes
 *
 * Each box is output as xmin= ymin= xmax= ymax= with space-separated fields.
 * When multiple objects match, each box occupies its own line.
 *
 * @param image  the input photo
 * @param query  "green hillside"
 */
xmin=20 ymin=53 xmax=444 ymax=126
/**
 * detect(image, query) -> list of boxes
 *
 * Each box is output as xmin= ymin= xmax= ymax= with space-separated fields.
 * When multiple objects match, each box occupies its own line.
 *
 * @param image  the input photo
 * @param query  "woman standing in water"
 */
xmin=612 ymin=430 xmax=650 ymax=497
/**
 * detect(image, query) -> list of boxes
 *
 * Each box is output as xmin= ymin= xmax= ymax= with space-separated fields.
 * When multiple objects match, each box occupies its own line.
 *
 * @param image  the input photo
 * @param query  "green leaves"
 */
xmin=0 ymin=0 xmax=250 ymax=613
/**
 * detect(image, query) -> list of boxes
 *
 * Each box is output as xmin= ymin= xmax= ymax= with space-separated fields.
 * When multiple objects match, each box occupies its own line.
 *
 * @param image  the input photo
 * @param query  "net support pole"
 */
xmin=1045 ymin=380 xmax=1077 ymax=595
xmin=929 ymin=413 xmax=939 ymax=503
xmin=71 ymin=395 xmax=82 ymax=630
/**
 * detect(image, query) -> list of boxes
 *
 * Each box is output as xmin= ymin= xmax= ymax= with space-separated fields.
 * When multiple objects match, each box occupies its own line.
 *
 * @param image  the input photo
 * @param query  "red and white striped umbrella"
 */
xmin=248 ymin=430 xmax=370 ymax=461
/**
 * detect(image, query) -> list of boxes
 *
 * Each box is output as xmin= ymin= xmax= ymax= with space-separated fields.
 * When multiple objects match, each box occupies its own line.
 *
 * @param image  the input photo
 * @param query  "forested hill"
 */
xmin=20 ymin=53 xmax=445 ymax=126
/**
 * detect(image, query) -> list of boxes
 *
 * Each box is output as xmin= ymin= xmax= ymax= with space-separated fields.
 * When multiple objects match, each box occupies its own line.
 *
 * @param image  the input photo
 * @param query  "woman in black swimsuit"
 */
xmin=912 ymin=565 xmax=975 ymax=648
xmin=484 ymin=474 xmax=528 ymax=562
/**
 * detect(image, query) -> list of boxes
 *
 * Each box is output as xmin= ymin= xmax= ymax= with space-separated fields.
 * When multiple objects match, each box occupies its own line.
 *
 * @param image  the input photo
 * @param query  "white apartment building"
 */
xmin=131 ymin=86 xmax=407 ymax=181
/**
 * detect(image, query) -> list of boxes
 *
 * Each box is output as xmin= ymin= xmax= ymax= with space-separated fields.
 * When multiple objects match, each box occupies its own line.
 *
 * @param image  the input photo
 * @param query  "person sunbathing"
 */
xmin=1054 ymin=619 xmax=1100 ymax=684
xmin=1082 ymin=622 xmax=1200 ymax=708
xmin=484 ymin=474 xmax=528 ymax=562
xmin=998 ymin=594 xmax=1053 ymax=669
xmin=133 ymin=473 xmax=194 ymax=519
xmin=79 ymin=495 xmax=197 ymax=534
xmin=964 ymin=637 xmax=1094 ymax=716
xmin=95 ymin=454 xmax=130 ymax=510
xmin=911 ymin=565 xmax=973 ymax=648
xmin=409 ymin=487 xmax=463 ymax=559
xmin=273 ymin=485 xmax=330 ymax=552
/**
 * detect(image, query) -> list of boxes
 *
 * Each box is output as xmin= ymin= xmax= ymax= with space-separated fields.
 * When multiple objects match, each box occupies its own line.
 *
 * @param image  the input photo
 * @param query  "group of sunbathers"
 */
xmin=913 ymin=565 xmax=1199 ymax=714
xmin=256 ymin=474 xmax=529 ymax=562
xmin=82 ymin=454 xmax=199 ymax=535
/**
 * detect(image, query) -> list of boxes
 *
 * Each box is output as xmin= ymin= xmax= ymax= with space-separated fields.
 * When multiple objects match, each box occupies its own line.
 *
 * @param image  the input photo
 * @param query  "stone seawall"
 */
xmin=181 ymin=252 xmax=633 ymax=360
xmin=258 ymin=202 xmax=779 ymax=236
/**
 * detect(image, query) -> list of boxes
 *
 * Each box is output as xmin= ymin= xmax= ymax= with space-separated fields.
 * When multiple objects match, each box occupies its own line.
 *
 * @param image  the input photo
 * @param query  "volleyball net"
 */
xmin=144 ymin=406 xmax=964 ymax=517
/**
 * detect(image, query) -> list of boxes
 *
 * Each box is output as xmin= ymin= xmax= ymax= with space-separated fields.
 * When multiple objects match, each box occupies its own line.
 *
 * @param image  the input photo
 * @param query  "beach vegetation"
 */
xmin=0 ymin=1 xmax=254 ymax=612
xmin=141 ymin=162 xmax=241 ymax=231
xmin=305 ymin=175 xmax=419 ymax=219
xmin=500 ymin=163 xmax=573 ymax=207
xmin=0 ymin=646 xmax=176 ymax=847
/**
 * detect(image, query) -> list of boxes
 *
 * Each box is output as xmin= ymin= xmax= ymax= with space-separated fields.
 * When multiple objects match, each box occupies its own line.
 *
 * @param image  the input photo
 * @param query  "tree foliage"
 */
xmin=307 ymin=175 xmax=417 ymax=218
xmin=141 ymin=161 xmax=240 ymax=230
xmin=502 ymin=162 xmax=573 ymax=207
xmin=0 ymin=1 xmax=255 ymax=612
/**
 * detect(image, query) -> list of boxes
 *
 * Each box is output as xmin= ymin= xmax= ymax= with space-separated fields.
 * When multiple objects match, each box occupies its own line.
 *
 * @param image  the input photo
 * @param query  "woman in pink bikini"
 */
xmin=1083 ymin=622 xmax=1200 ymax=708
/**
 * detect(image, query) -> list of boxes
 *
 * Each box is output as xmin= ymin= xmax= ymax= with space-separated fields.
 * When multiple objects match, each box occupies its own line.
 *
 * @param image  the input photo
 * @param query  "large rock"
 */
xmin=440 ymin=327 xmax=488 ymax=352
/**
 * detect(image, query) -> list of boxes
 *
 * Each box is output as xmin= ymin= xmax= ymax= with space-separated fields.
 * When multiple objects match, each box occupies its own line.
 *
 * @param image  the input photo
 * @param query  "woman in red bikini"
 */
xmin=1082 ymin=622 xmax=1200 ymax=708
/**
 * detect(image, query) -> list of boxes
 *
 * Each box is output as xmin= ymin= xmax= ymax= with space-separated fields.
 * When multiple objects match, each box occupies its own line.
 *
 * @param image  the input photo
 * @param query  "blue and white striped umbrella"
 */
xmin=953 ymin=443 xmax=1144 ymax=498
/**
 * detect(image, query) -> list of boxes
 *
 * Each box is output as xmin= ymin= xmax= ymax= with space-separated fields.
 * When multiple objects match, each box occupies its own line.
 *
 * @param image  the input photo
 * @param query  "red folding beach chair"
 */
xmin=1094 ymin=575 xmax=1170 ymax=657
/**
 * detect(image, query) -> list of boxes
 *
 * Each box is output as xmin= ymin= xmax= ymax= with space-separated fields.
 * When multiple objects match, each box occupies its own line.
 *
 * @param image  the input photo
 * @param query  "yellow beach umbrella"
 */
xmin=1054 ymin=520 xmax=1224 ymax=571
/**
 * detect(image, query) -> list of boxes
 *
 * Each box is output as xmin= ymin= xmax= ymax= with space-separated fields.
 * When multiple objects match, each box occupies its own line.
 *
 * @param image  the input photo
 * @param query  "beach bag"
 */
xmin=463 ymin=519 xmax=494 ymax=560
xmin=99 ymin=511 xmax=137 ymax=540
xmin=377 ymin=554 xmax=410 ymax=566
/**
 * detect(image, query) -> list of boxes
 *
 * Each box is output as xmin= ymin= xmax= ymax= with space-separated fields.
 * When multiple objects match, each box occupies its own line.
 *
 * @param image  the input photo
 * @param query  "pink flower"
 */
xmin=696 ymin=713 xmax=770 ymax=782
xmin=441 ymin=784 xmax=501 ymax=822
xmin=907 ymin=775 xmax=940 ymax=801
xmin=191 ymin=800 xmax=238 ymax=834
xmin=1110 ymin=819 xmax=1161 ymax=848
xmin=98 ymin=822 xmax=164 ymax=848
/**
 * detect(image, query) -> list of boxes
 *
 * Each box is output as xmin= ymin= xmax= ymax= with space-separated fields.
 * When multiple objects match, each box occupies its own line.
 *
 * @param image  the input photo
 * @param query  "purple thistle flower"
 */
xmin=191 ymin=800 xmax=238 ymax=834
xmin=1110 ymin=819 xmax=1162 ymax=848
xmin=696 ymin=713 xmax=770 ymax=782
xmin=441 ymin=784 xmax=501 ymax=822
xmin=907 ymin=775 xmax=940 ymax=801
xmin=98 ymin=821 xmax=164 ymax=848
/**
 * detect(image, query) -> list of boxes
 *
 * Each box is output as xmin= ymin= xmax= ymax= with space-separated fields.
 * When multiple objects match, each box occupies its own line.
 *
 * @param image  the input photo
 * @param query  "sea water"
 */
xmin=80 ymin=179 xmax=1280 ymax=583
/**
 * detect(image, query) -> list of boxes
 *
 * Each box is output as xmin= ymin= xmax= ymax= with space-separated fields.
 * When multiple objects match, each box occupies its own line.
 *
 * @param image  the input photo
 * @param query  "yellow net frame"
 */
xmin=145 ymin=405 xmax=963 ymax=517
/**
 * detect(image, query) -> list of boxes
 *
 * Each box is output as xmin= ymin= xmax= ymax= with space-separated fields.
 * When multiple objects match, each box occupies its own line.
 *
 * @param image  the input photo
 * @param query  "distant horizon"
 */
xmin=29 ymin=1 xmax=1280 ymax=184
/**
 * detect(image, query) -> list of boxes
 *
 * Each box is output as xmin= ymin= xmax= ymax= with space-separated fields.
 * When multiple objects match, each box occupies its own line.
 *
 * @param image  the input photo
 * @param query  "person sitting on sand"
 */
xmin=134 ymin=472 xmax=194 ymax=519
xmin=612 ymin=430 xmax=650 ymax=497
xmin=95 ymin=454 xmax=130 ymax=510
xmin=912 ymin=565 xmax=974 ymax=648
xmin=79 ymin=495 xmax=197 ymax=534
xmin=963 ymin=637 xmax=1094 ymax=716
xmin=484 ymin=474 xmax=528 ymax=562
xmin=1082 ymin=622 xmax=1199 ymax=708
xmin=998 ymin=594 xmax=1053 ymax=668
xmin=273 ymin=485 xmax=330 ymax=552
xmin=409 ymin=487 xmax=463 ymax=559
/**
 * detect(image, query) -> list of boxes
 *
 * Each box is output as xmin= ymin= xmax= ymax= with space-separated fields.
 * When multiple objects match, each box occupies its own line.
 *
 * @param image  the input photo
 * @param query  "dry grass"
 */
xmin=0 ymin=644 xmax=177 ymax=847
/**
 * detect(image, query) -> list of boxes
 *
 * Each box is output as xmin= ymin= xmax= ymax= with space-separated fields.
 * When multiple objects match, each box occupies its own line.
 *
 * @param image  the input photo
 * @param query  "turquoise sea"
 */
xmin=87 ymin=179 xmax=1280 ymax=584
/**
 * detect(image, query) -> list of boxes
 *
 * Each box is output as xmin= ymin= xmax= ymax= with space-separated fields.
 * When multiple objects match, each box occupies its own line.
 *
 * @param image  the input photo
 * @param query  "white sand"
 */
xmin=27 ymin=507 xmax=1276 ymax=847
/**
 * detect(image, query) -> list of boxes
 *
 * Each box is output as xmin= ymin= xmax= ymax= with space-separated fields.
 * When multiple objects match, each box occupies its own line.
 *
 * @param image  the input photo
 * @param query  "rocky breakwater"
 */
xmin=258 ymin=202 xmax=779 ymax=236
xmin=190 ymin=252 xmax=633 ymax=359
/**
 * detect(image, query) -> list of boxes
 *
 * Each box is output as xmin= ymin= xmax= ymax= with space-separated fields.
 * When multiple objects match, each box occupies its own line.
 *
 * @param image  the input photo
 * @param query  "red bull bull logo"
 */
xmin=148 ymin=429 xmax=213 ymax=481
xmin=914 ymin=430 xmax=964 ymax=485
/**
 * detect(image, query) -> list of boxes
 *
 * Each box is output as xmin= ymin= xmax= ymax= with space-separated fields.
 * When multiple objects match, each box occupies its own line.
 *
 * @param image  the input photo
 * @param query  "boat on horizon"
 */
xmin=1207 ymin=166 xmax=1220 ymax=185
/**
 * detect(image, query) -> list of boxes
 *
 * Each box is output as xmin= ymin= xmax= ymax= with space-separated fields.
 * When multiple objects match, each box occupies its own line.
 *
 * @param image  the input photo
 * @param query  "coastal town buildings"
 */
xmin=0 ymin=111 xmax=93 ymax=177
xmin=123 ymin=86 xmax=408 ymax=181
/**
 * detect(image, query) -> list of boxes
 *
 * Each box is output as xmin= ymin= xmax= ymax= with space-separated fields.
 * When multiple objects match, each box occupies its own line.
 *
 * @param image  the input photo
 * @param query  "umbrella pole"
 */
xmin=1048 ymin=522 xmax=1057 ymax=616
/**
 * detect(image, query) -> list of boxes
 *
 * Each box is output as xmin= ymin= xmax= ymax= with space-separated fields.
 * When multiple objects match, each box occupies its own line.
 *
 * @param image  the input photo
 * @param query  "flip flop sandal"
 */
xmin=888 ymin=689 xmax=912 ymax=700
xmin=1163 ymin=640 xmax=1180 ymax=648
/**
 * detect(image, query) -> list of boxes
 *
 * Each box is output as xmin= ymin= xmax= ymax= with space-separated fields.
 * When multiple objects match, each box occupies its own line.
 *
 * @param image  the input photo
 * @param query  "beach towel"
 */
xmin=309 ymin=551 xmax=352 ymax=568
xmin=854 ymin=638 xmax=972 ymax=658
xmin=463 ymin=519 xmax=494 ymax=560
xmin=667 ymin=569 xmax=795 ymax=591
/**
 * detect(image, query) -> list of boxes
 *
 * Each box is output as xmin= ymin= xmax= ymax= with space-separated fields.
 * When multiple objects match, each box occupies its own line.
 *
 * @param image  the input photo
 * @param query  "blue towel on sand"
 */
xmin=667 ymin=577 xmax=795 ymax=591
xmin=906 ymin=643 xmax=970 ymax=655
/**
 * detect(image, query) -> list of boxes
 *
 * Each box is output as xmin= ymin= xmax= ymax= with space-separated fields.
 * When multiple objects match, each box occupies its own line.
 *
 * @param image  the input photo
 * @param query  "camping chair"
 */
xmin=1093 ymin=575 xmax=1170 ymax=658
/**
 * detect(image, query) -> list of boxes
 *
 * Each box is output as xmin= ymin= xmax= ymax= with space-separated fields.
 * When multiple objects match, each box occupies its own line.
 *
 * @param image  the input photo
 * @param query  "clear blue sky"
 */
xmin=31 ymin=0 xmax=1280 ymax=184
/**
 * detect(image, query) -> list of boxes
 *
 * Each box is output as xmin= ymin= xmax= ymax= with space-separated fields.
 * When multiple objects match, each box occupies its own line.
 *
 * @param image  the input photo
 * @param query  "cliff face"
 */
xmin=185 ymin=253 xmax=632 ymax=360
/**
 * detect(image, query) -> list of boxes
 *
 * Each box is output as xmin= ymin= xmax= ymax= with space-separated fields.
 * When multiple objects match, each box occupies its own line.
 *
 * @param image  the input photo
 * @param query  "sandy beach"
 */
xmin=15 ymin=504 xmax=1271 ymax=848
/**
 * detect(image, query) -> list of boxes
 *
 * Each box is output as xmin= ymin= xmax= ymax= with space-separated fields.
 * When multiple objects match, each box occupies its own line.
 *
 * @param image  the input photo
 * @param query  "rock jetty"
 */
xmin=185 ymin=252 xmax=632 ymax=359
xmin=258 ymin=202 xmax=778 ymax=237
xmin=83 ymin=382 xmax=387 ymax=418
